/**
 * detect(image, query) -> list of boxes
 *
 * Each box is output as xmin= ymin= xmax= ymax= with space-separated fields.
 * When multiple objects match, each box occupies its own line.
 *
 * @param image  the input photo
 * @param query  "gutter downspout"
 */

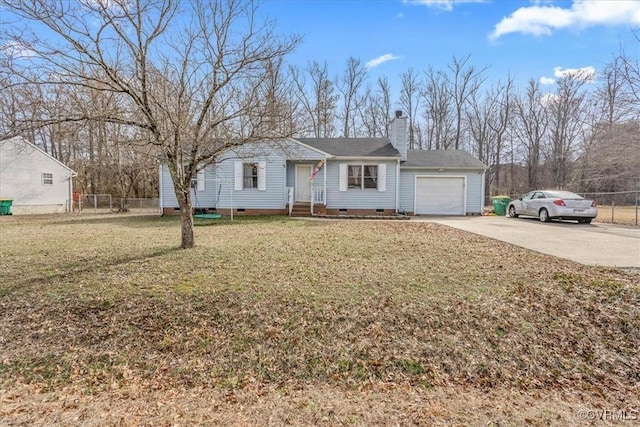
xmin=158 ymin=163 xmax=164 ymax=216
xmin=481 ymin=169 xmax=486 ymax=214
xmin=68 ymin=171 xmax=77 ymax=213
xmin=395 ymin=158 xmax=400 ymax=214
xmin=323 ymin=156 xmax=327 ymax=212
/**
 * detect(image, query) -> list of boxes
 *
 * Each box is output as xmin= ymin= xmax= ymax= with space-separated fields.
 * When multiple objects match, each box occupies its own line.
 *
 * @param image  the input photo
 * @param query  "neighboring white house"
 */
xmin=0 ymin=136 xmax=77 ymax=214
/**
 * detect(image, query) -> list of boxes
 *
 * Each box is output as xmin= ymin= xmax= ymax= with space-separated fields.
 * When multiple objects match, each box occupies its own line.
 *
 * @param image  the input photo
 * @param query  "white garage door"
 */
xmin=415 ymin=177 xmax=465 ymax=215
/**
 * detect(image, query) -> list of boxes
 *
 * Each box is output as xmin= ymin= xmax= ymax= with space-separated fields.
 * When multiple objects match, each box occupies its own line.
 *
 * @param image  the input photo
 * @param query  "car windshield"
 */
xmin=544 ymin=190 xmax=583 ymax=199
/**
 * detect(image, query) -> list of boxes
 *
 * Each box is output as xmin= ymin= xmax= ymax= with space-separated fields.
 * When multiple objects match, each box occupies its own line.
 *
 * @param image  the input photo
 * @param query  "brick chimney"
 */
xmin=390 ymin=110 xmax=407 ymax=161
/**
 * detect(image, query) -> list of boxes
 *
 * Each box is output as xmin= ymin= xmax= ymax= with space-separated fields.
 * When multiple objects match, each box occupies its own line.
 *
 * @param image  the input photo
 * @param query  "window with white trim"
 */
xmin=348 ymin=165 xmax=378 ymax=190
xmin=340 ymin=163 xmax=386 ymax=192
xmin=234 ymin=161 xmax=266 ymax=191
xmin=42 ymin=172 xmax=53 ymax=185
xmin=243 ymin=163 xmax=258 ymax=188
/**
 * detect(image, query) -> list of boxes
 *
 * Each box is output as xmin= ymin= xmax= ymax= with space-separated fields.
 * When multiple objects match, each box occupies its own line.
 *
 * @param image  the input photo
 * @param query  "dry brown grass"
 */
xmin=1 ymin=213 xmax=639 ymax=425
xmin=595 ymin=205 xmax=639 ymax=226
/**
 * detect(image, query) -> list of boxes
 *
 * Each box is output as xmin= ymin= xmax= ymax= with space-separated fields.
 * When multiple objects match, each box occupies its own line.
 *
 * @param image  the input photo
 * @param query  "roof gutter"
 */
xmin=333 ymin=156 xmax=400 ymax=161
xmin=400 ymin=165 xmax=488 ymax=170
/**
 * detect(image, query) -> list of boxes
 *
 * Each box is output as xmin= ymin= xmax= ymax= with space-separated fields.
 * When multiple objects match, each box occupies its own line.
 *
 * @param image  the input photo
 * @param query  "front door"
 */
xmin=295 ymin=164 xmax=312 ymax=202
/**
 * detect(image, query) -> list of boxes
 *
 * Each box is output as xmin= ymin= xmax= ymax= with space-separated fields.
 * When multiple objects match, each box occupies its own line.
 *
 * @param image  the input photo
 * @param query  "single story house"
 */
xmin=0 ymin=136 xmax=77 ymax=214
xmin=159 ymin=113 xmax=488 ymax=216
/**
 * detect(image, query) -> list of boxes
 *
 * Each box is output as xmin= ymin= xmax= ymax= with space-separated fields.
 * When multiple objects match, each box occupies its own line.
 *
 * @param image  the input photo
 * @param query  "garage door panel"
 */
xmin=415 ymin=177 xmax=464 ymax=215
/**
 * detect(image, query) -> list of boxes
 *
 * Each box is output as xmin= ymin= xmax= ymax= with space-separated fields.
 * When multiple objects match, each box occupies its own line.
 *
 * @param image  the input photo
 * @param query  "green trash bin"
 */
xmin=491 ymin=196 xmax=510 ymax=216
xmin=0 ymin=199 xmax=13 ymax=215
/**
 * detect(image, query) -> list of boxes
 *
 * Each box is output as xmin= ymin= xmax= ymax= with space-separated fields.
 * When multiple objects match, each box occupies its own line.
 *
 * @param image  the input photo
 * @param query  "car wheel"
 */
xmin=539 ymin=208 xmax=550 ymax=222
xmin=508 ymin=205 xmax=518 ymax=218
xmin=584 ymin=218 xmax=592 ymax=224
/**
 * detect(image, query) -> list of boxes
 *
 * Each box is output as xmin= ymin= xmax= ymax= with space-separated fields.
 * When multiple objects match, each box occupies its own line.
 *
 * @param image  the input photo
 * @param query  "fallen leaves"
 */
xmin=0 ymin=214 xmax=638 ymax=424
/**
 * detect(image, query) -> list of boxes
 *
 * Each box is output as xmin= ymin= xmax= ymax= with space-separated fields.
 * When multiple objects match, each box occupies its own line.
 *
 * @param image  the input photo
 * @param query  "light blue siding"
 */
xmin=160 ymin=164 xmax=228 ymax=209
xmin=398 ymin=169 xmax=484 ymax=214
xmin=325 ymin=160 xmax=398 ymax=210
xmin=160 ymin=139 xmax=328 ymax=211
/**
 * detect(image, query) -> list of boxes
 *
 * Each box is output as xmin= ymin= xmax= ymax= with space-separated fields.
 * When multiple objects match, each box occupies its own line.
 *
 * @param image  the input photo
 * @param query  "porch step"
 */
xmin=290 ymin=204 xmax=312 ymax=217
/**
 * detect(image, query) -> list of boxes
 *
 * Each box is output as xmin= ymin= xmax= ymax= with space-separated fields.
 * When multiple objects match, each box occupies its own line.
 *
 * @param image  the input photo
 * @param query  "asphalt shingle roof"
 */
xmin=295 ymin=138 xmax=400 ymax=157
xmin=402 ymin=150 xmax=488 ymax=169
xmin=292 ymin=138 xmax=487 ymax=169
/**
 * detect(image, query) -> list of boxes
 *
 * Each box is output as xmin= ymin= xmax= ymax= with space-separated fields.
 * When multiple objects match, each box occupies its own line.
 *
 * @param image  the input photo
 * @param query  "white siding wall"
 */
xmin=398 ymin=169 xmax=484 ymax=214
xmin=0 ymin=138 xmax=74 ymax=214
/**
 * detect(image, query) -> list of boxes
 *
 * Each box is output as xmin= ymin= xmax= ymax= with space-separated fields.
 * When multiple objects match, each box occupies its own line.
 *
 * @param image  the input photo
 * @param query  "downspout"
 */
xmin=395 ymin=158 xmax=400 ymax=214
xmin=68 ymin=171 xmax=77 ymax=213
xmin=481 ymin=169 xmax=486 ymax=214
xmin=158 ymin=163 xmax=164 ymax=216
xmin=310 ymin=174 xmax=314 ymax=216
xmin=323 ymin=157 xmax=327 ymax=212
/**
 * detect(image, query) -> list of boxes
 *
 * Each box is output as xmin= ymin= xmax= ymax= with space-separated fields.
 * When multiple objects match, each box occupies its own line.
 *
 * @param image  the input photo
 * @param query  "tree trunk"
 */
xmin=180 ymin=207 xmax=195 ymax=249
xmin=178 ymin=190 xmax=195 ymax=249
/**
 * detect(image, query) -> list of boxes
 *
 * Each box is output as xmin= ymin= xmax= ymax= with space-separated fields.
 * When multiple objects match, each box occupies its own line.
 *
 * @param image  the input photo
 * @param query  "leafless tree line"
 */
xmin=0 ymin=0 xmax=637 ymax=247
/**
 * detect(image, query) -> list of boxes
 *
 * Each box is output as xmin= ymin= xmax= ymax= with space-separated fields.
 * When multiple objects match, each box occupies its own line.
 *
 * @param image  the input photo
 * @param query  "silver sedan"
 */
xmin=507 ymin=190 xmax=597 ymax=223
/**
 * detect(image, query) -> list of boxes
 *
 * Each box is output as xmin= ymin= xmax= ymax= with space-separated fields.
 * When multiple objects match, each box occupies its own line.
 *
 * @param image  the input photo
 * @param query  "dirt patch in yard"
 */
xmin=0 ymin=215 xmax=638 ymax=425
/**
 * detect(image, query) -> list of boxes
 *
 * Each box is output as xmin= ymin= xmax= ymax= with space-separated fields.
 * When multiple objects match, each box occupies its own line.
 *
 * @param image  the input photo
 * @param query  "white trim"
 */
xmin=159 ymin=164 xmax=164 ymax=212
xmin=414 ymin=175 xmax=467 ymax=215
xmin=257 ymin=161 xmax=267 ymax=191
xmin=333 ymin=156 xmax=400 ymax=161
xmin=234 ymin=162 xmax=243 ymax=191
xmin=286 ymin=137 xmax=334 ymax=157
xmin=197 ymin=170 xmax=205 ymax=191
xmin=339 ymin=164 xmax=348 ymax=192
xmin=41 ymin=172 xmax=54 ymax=185
xmin=377 ymin=163 xmax=386 ymax=192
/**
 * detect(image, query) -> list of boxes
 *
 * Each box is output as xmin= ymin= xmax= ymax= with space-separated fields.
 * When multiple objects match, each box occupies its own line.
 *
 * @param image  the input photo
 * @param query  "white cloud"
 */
xmin=490 ymin=0 xmax=640 ymax=39
xmin=1 ymin=41 xmax=36 ymax=59
xmin=405 ymin=0 xmax=486 ymax=12
xmin=553 ymin=66 xmax=596 ymax=82
xmin=365 ymin=54 xmax=401 ymax=69
xmin=539 ymin=66 xmax=597 ymax=86
xmin=540 ymin=92 xmax=559 ymax=106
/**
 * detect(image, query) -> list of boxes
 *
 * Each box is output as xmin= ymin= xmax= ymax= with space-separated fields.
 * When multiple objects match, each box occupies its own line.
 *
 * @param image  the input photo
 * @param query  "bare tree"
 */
xmin=466 ymin=78 xmax=514 ymax=195
xmin=1 ymin=0 xmax=300 ymax=248
xmin=487 ymin=77 xmax=514 ymax=193
xmin=399 ymin=68 xmax=421 ymax=149
xmin=547 ymin=72 xmax=589 ymax=189
xmin=513 ymin=80 xmax=549 ymax=190
xmin=290 ymin=60 xmax=338 ymax=137
xmin=445 ymin=55 xmax=488 ymax=149
xmin=422 ymin=67 xmax=455 ymax=150
xmin=361 ymin=77 xmax=392 ymax=138
xmin=616 ymin=27 xmax=640 ymax=105
xmin=336 ymin=57 xmax=367 ymax=138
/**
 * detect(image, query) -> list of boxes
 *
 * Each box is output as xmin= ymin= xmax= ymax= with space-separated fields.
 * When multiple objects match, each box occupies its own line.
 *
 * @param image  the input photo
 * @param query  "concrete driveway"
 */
xmin=417 ymin=216 xmax=640 ymax=270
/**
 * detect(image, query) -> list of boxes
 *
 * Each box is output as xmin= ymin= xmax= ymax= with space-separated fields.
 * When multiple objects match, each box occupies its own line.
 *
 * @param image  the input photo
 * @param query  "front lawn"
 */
xmin=1 ymin=214 xmax=638 ymax=425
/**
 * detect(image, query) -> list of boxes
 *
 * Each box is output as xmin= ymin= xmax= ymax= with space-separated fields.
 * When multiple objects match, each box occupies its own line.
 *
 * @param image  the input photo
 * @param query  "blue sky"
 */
xmin=261 ymin=0 xmax=640 ymax=90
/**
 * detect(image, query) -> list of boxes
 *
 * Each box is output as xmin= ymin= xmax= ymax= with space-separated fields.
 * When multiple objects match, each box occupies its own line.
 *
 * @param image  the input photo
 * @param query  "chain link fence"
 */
xmin=76 ymin=195 xmax=160 ymax=214
xmin=578 ymin=191 xmax=639 ymax=226
xmin=77 ymin=194 xmax=113 ymax=213
xmin=115 ymin=198 xmax=160 ymax=213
